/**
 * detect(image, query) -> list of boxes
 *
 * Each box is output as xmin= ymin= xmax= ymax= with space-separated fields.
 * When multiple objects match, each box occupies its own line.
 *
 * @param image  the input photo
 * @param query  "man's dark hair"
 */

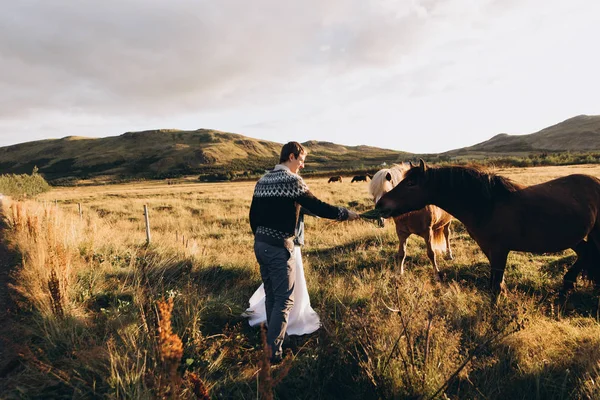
xmin=279 ymin=141 xmax=307 ymax=163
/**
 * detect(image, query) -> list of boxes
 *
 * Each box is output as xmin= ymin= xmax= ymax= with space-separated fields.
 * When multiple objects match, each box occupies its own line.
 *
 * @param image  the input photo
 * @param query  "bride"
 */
xmin=243 ymin=209 xmax=320 ymax=335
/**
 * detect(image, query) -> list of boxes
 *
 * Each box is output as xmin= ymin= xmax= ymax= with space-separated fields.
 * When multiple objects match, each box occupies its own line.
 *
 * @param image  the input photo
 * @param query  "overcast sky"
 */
xmin=1 ymin=0 xmax=599 ymax=153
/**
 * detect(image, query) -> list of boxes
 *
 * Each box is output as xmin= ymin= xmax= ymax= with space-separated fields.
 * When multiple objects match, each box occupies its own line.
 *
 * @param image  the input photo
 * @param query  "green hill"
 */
xmin=3 ymin=114 xmax=600 ymax=183
xmin=0 ymin=129 xmax=409 ymax=183
xmin=443 ymin=115 xmax=600 ymax=157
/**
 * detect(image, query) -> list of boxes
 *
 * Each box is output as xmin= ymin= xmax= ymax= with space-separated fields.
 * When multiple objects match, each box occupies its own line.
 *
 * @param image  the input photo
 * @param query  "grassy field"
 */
xmin=2 ymin=164 xmax=600 ymax=399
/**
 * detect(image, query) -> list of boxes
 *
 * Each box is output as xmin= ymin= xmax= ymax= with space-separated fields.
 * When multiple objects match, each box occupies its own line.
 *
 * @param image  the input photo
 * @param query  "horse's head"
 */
xmin=369 ymin=164 xmax=410 ymax=204
xmin=376 ymin=159 xmax=430 ymax=217
xmin=369 ymin=170 xmax=394 ymax=204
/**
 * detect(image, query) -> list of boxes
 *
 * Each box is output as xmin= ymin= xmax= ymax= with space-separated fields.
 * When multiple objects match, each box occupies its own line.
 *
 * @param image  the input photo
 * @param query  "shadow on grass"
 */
xmin=87 ymin=292 xmax=135 ymax=312
xmin=192 ymin=264 xmax=256 ymax=293
xmin=100 ymin=257 xmax=260 ymax=336
xmin=305 ymin=236 xmax=391 ymax=257
xmin=304 ymin=236 xmax=402 ymax=273
xmin=1 ymin=214 xmax=100 ymax=399
xmin=270 ymin=296 xmax=380 ymax=400
xmin=445 ymin=254 xmax=598 ymax=316
xmin=445 ymin=261 xmax=491 ymax=291
xmin=446 ymin=257 xmax=569 ymax=297
xmin=558 ymin=289 xmax=600 ymax=319
xmin=539 ymin=253 xmax=577 ymax=279
xmin=189 ymin=265 xmax=259 ymax=334
xmin=103 ymin=260 xmax=257 ymax=296
xmin=4 ymin=311 xmax=110 ymax=399
xmin=451 ymin=330 xmax=600 ymax=400
xmin=510 ymin=253 xmax=599 ymax=316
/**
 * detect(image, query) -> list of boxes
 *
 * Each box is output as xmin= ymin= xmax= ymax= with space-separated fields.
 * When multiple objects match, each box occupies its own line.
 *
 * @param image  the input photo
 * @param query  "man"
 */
xmin=249 ymin=141 xmax=359 ymax=363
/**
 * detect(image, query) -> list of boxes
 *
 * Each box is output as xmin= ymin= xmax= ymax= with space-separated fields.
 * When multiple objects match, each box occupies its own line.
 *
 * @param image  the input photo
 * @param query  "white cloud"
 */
xmin=0 ymin=0 xmax=599 ymax=152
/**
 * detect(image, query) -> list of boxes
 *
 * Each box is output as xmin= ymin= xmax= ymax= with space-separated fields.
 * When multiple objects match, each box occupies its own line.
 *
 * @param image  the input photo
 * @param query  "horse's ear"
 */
xmin=419 ymin=158 xmax=427 ymax=172
xmin=385 ymin=172 xmax=392 ymax=181
xmin=409 ymin=161 xmax=415 ymax=168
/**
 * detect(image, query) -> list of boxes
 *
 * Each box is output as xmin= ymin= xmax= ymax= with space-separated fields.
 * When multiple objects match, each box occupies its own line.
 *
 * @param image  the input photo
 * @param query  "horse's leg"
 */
xmin=561 ymin=240 xmax=589 ymax=295
xmin=488 ymin=250 xmax=509 ymax=305
xmin=425 ymin=229 xmax=442 ymax=281
xmin=394 ymin=231 xmax=410 ymax=275
xmin=585 ymin=226 xmax=600 ymax=287
xmin=443 ymin=223 xmax=453 ymax=260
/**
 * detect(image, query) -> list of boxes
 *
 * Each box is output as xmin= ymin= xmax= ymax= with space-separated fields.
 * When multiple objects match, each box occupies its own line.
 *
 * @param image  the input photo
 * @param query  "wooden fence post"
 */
xmin=78 ymin=203 xmax=82 ymax=220
xmin=144 ymin=205 xmax=151 ymax=245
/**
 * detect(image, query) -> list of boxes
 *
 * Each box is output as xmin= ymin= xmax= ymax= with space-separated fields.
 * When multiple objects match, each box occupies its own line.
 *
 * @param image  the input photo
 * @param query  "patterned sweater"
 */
xmin=250 ymin=165 xmax=349 ymax=247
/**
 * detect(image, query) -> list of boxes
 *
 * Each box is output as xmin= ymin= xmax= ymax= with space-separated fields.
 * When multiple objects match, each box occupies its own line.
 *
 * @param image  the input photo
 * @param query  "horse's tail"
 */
xmin=431 ymin=227 xmax=447 ymax=253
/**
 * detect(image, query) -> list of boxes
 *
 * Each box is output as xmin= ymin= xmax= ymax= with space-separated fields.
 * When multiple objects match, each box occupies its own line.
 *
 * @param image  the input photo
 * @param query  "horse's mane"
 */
xmin=369 ymin=163 xmax=410 ymax=201
xmin=429 ymin=165 xmax=524 ymax=200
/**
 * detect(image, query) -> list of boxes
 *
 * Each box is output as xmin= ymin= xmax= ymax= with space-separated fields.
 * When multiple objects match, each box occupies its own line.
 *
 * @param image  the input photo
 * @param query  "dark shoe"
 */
xmin=282 ymin=336 xmax=298 ymax=354
xmin=270 ymin=355 xmax=283 ymax=365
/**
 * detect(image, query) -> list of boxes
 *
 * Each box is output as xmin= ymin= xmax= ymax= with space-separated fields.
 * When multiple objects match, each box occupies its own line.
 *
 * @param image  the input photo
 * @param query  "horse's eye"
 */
xmin=406 ymin=180 xmax=416 ymax=187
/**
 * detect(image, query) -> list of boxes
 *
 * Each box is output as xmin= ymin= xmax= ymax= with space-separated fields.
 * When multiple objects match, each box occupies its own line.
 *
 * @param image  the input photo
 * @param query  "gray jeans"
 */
xmin=253 ymin=240 xmax=296 ymax=360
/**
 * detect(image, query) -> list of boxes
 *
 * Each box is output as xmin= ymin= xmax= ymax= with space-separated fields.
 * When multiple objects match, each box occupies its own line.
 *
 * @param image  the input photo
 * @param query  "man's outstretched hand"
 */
xmin=347 ymin=210 xmax=360 ymax=221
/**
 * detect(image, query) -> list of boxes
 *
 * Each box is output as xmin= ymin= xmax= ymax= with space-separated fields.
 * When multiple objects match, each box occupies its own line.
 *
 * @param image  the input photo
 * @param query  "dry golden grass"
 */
xmin=1 ymin=164 xmax=600 ymax=399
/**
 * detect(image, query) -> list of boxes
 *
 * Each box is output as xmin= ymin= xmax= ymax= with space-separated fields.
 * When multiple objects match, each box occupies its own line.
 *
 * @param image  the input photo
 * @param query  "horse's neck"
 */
xmin=428 ymin=168 xmax=493 ymax=227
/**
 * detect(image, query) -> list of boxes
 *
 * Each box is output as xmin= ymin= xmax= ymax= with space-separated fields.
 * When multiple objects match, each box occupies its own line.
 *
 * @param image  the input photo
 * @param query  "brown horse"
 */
xmin=352 ymin=174 xmax=372 ymax=183
xmin=370 ymin=164 xmax=453 ymax=279
xmin=328 ymin=176 xmax=343 ymax=183
xmin=376 ymin=159 xmax=600 ymax=302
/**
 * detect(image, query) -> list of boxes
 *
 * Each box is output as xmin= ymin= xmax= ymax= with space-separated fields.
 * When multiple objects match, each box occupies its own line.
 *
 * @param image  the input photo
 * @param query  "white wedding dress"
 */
xmin=244 ymin=246 xmax=321 ymax=335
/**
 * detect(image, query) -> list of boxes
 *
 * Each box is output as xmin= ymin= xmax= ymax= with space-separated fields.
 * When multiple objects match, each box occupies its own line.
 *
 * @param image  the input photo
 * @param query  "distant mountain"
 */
xmin=444 ymin=115 xmax=600 ymax=156
xmin=0 ymin=129 xmax=408 ymax=182
xmin=2 ymin=114 xmax=599 ymax=183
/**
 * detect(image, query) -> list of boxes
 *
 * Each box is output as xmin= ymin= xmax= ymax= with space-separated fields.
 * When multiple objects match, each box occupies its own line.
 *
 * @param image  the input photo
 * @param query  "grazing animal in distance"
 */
xmin=351 ymin=174 xmax=372 ymax=183
xmin=377 ymin=159 xmax=600 ymax=303
xmin=328 ymin=176 xmax=343 ymax=183
xmin=370 ymin=164 xmax=453 ymax=279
